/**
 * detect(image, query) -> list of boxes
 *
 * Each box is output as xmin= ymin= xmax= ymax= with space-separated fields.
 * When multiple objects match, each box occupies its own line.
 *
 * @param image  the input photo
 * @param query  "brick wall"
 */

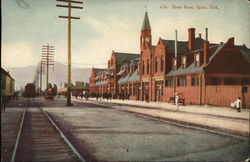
xmin=176 ymin=86 xmax=200 ymax=105
xmin=206 ymin=85 xmax=250 ymax=108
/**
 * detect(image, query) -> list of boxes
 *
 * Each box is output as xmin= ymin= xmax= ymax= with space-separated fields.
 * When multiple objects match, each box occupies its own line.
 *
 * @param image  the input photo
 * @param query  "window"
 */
xmin=182 ymin=57 xmax=186 ymax=69
xmin=142 ymin=61 xmax=145 ymax=75
xmin=224 ymin=78 xmax=235 ymax=85
xmin=155 ymin=57 xmax=158 ymax=73
xmin=211 ymin=78 xmax=219 ymax=85
xmin=191 ymin=77 xmax=199 ymax=86
xmin=173 ymin=59 xmax=177 ymax=70
xmin=241 ymin=78 xmax=250 ymax=85
xmin=147 ymin=60 xmax=149 ymax=74
xmin=177 ymin=77 xmax=187 ymax=86
xmin=161 ymin=56 xmax=164 ymax=72
xmin=166 ymin=79 xmax=173 ymax=87
xmin=195 ymin=54 xmax=200 ymax=67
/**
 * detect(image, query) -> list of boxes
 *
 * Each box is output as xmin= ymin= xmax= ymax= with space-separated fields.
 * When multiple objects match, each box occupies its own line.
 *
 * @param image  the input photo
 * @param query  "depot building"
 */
xmin=89 ymin=12 xmax=250 ymax=108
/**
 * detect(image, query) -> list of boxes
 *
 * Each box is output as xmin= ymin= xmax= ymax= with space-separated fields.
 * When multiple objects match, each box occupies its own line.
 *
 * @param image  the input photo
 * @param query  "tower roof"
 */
xmin=141 ymin=12 xmax=151 ymax=30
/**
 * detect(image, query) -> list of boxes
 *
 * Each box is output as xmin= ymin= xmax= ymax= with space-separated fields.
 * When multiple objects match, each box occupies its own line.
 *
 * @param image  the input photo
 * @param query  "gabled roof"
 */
xmin=141 ymin=12 xmax=151 ymax=30
xmin=209 ymin=43 xmax=226 ymax=61
xmin=93 ymin=68 xmax=106 ymax=75
xmin=96 ymin=80 xmax=108 ymax=85
xmin=162 ymin=40 xmax=189 ymax=54
xmin=166 ymin=62 xmax=203 ymax=77
xmin=128 ymin=69 xmax=140 ymax=82
xmin=121 ymin=62 xmax=129 ymax=68
xmin=130 ymin=60 xmax=135 ymax=66
xmin=114 ymin=52 xmax=140 ymax=65
xmin=1 ymin=68 xmax=15 ymax=81
xmin=118 ymin=69 xmax=140 ymax=83
xmin=118 ymin=74 xmax=129 ymax=83
xmin=236 ymin=45 xmax=250 ymax=64
xmin=184 ymin=44 xmax=219 ymax=56
xmin=162 ymin=38 xmax=218 ymax=54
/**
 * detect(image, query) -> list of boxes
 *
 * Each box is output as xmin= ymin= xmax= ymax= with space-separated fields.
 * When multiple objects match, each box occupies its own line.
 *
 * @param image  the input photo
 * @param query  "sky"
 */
xmin=2 ymin=0 xmax=250 ymax=69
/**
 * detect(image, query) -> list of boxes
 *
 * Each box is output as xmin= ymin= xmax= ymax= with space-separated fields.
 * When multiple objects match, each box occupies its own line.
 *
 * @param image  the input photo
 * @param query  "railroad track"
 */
xmin=11 ymin=105 xmax=85 ymax=162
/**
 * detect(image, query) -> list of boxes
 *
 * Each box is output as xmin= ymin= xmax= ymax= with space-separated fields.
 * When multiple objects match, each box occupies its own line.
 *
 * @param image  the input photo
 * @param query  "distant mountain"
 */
xmin=7 ymin=62 xmax=91 ymax=90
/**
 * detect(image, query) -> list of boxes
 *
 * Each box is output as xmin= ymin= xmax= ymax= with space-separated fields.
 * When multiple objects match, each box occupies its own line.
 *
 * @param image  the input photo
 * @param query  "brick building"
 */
xmin=89 ymin=12 xmax=250 ymax=108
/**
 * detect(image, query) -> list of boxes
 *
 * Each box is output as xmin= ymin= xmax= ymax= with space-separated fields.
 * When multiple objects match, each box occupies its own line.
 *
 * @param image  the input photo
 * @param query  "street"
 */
xmin=2 ymin=97 xmax=249 ymax=161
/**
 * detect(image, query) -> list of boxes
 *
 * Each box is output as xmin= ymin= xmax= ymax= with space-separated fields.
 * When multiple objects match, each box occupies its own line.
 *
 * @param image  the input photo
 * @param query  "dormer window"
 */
xmin=182 ymin=57 xmax=186 ymax=69
xmin=173 ymin=59 xmax=177 ymax=70
xmin=195 ymin=54 xmax=200 ymax=67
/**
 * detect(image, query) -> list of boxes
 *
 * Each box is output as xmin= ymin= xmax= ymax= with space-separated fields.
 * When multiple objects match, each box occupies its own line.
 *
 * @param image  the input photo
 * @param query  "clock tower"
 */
xmin=140 ymin=11 xmax=152 ymax=50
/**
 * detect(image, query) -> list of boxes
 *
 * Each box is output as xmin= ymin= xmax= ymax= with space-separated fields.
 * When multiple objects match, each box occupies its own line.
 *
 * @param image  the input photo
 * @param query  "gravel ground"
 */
xmin=44 ymin=104 xmax=249 ymax=161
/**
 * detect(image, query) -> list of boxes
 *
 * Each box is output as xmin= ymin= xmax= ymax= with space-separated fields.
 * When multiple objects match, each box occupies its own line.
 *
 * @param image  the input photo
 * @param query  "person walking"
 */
xmin=175 ymin=92 xmax=179 ymax=111
xmin=235 ymin=97 xmax=242 ymax=112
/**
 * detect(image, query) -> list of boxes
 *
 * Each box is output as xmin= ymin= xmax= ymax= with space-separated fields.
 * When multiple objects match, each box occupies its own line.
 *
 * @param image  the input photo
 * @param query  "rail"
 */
xmin=11 ymin=105 xmax=27 ymax=162
xmin=43 ymin=110 xmax=86 ymax=162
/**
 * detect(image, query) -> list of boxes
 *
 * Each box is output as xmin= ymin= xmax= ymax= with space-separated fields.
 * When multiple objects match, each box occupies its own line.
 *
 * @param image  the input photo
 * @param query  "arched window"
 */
xmin=155 ymin=57 xmax=158 ymax=73
xmin=147 ymin=60 xmax=149 ymax=74
xmin=142 ymin=61 xmax=145 ymax=75
xmin=160 ymin=56 xmax=164 ymax=72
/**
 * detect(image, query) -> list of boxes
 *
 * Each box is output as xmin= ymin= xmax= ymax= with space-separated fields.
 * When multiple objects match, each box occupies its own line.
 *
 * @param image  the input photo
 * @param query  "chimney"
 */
xmin=205 ymin=28 xmax=208 ymax=41
xmin=199 ymin=33 xmax=202 ymax=39
xmin=204 ymin=41 xmax=209 ymax=65
xmin=175 ymin=30 xmax=178 ymax=58
xmin=188 ymin=28 xmax=195 ymax=51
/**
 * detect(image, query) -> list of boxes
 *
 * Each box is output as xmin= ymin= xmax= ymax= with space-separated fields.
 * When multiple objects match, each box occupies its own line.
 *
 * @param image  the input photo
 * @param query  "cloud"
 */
xmin=1 ymin=41 xmax=40 ymax=68
xmin=69 ymin=14 xmax=140 ymax=68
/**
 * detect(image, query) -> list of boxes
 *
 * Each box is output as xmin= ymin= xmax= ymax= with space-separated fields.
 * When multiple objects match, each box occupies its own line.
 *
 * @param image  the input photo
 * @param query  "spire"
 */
xmin=141 ymin=12 xmax=151 ymax=30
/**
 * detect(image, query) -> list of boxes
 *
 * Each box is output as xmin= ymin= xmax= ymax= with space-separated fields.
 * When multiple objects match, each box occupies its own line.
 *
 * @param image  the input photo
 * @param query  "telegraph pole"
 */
xmin=56 ymin=0 xmax=83 ymax=106
xmin=41 ymin=44 xmax=55 ymax=96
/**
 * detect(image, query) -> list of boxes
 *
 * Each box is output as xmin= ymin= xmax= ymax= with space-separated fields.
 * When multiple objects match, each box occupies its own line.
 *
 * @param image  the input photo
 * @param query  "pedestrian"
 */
xmin=86 ymin=93 xmax=89 ymax=100
xmin=145 ymin=93 xmax=149 ymax=103
xmin=175 ymin=92 xmax=179 ymax=111
xmin=235 ymin=97 xmax=242 ymax=112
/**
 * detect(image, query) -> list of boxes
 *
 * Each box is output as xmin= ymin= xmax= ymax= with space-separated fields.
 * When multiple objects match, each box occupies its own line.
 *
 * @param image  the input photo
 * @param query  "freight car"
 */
xmin=1 ymin=68 xmax=15 ymax=100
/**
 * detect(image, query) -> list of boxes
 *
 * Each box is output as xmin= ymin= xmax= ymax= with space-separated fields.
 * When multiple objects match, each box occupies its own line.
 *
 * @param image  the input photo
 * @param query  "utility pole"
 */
xmin=41 ymin=44 xmax=55 ymax=96
xmin=56 ymin=0 xmax=83 ymax=106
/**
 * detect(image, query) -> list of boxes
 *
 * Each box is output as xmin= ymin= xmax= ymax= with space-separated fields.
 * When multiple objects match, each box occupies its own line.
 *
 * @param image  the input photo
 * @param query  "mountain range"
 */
xmin=6 ymin=62 xmax=92 ymax=90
